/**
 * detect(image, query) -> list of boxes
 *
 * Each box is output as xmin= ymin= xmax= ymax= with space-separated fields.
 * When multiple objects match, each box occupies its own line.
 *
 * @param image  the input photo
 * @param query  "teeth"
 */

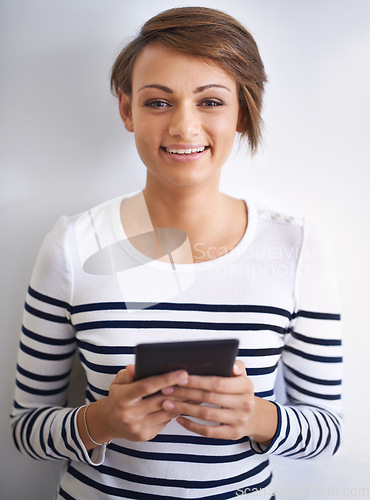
xmin=166 ymin=147 xmax=206 ymax=154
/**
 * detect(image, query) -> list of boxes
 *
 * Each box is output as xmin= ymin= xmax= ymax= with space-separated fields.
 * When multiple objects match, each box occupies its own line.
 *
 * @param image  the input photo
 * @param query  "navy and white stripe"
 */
xmin=11 ymin=195 xmax=343 ymax=499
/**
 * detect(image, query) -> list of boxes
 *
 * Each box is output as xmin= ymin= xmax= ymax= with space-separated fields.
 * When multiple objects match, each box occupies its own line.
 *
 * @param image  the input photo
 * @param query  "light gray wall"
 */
xmin=1 ymin=1 xmax=369 ymax=498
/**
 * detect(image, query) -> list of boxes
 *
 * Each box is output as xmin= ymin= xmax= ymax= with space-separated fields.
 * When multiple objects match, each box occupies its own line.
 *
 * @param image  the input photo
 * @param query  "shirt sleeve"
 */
xmin=10 ymin=216 xmax=105 ymax=466
xmin=251 ymin=217 xmax=343 ymax=458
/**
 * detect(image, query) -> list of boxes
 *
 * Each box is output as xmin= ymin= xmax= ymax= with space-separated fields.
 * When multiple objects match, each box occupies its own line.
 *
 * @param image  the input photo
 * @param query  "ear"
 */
xmin=118 ymin=89 xmax=134 ymax=132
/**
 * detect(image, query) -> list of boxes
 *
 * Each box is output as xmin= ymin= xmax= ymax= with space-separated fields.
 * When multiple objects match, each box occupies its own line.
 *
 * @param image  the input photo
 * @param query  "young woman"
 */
xmin=11 ymin=7 xmax=343 ymax=499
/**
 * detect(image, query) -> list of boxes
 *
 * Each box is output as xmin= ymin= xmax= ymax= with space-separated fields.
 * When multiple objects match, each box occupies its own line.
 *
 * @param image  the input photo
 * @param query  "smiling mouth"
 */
xmin=161 ymin=146 xmax=209 ymax=155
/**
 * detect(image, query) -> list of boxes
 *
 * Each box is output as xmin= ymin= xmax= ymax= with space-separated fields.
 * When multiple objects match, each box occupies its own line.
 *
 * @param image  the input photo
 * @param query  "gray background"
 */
xmin=1 ymin=0 xmax=369 ymax=498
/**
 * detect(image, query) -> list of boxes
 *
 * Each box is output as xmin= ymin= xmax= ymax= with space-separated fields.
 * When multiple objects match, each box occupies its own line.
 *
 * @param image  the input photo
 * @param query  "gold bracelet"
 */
xmin=83 ymin=403 xmax=112 ymax=446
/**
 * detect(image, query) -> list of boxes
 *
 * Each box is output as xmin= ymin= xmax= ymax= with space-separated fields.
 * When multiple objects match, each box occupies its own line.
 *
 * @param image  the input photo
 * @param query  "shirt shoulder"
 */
xmin=253 ymin=201 xmax=304 ymax=229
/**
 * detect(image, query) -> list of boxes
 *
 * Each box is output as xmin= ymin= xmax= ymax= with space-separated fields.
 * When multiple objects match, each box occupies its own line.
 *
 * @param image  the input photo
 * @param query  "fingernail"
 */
xmin=233 ymin=363 xmax=242 ymax=375
xmin=163 ymin=400 xmax=175 ymax=411
xmin=176 ymin=371 xmax=188 ymax=384
xmin=162 ymin=386 xmax=174 ymax=395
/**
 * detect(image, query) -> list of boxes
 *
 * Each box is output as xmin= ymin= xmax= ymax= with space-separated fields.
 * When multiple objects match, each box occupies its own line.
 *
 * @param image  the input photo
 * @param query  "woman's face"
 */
xmin=119 ymin=44 xmax=242 ymax=191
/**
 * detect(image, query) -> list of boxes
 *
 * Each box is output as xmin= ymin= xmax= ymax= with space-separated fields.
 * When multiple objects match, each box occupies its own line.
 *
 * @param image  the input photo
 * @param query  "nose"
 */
xmin=168 ymin=103 xmax=200 ymax=139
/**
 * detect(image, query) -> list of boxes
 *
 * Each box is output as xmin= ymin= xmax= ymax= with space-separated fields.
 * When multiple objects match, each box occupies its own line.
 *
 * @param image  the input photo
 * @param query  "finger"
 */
xmin=141 ymin=408 xmax=179 ymax=427
xmin=132 ymin=370 xmax=189 ymax=400
xmin=163 ymin=387 xmax=247 ymax=410
xmin=163 ymin=399 xmax=235 ymax=424
xmin=124 ymin=409 xmax=180 ymax=442
xmin=139 ymin=418 xmax=179 ymax=441
xmin=176 ymin=416 xmax=234 ymax=439
xmin=180 ymin=373 xmax=248 ymax=395
xmin=135 ymin=391 xmax=177 ymax=415
xmin=162 ymin=386 xmax=208 ymax=402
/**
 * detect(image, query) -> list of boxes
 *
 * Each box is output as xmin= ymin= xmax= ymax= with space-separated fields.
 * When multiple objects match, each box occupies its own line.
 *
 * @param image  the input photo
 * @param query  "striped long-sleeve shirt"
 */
xmin=11 ymin=194 xmax=343 ymax=499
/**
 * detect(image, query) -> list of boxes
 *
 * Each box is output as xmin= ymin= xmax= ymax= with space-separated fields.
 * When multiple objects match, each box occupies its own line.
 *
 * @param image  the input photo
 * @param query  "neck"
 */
xmin=142 ymin=178 xmax=224 ymax=242
xmin=136 ymin=174 xmax=247 ymax=264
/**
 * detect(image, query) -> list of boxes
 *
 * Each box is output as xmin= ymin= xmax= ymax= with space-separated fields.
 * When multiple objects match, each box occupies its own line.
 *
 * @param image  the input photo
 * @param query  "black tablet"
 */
xmin=134 ymin=338 xmax=239 ymax=380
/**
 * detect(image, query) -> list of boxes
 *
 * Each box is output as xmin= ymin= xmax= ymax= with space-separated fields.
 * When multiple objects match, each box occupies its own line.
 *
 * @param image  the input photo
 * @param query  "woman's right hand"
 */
xmin=78 ymin=365 xmax=189 ymax=449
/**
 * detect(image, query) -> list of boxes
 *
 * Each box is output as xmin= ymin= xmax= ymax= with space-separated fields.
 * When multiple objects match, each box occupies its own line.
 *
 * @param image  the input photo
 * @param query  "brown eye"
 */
xmin=145 ymin=100 xmax=170 ymax=108
xmin=200 ymin=99 xmax=224 ymax=107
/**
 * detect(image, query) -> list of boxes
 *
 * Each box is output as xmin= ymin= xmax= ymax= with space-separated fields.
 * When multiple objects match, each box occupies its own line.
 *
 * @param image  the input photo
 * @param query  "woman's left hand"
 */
xmin=161 ymin=360 xmax=278 ymax=445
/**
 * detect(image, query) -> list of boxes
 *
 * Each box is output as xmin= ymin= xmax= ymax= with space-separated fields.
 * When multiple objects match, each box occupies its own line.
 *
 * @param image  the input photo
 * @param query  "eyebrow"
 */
xmin=138 ymin=83 xmax=231 ymax=93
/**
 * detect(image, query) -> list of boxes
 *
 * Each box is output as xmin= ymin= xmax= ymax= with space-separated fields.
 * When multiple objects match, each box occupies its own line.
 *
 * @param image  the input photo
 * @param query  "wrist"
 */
xmin=78 ymin=399 xmax=113 ymax=450
xmin=249 ymin=397 xmax=278 ymax=447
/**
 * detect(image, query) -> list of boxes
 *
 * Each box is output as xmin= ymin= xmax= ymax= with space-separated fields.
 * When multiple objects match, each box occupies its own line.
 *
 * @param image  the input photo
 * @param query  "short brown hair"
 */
xmin=110 ymin=7 xmax=267 ymax=153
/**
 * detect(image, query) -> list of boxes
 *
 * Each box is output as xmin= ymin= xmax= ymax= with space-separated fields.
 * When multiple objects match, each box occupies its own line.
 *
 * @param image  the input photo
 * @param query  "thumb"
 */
xmin=113 ymin=364 xmax=135 ymax=384
xmin=233 ymin=360 xmax=246 ymax=377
